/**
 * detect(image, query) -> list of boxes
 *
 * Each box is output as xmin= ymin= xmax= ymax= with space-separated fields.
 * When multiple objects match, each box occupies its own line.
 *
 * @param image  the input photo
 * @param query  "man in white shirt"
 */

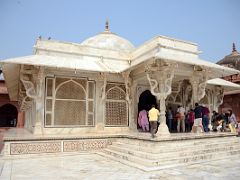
xmin=177 ymin=105 xmax=185 ymax=132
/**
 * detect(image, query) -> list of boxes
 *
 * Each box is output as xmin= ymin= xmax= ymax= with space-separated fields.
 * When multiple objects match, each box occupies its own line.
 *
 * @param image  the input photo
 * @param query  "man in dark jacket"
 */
xmin=192 ymin=103 xmax=204 ymax=133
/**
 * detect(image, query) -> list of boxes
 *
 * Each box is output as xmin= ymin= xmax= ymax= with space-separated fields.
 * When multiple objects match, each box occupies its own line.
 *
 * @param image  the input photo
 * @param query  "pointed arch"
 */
xmin=0 ymin=104 xmax=18 ymax=127
xmin=106 ymin=86 xmax=126 ymax=100
xmin=55 ymin=80 xmax=86 ymax=99
xmin=105 ymin=83 xmax=128 ymax=126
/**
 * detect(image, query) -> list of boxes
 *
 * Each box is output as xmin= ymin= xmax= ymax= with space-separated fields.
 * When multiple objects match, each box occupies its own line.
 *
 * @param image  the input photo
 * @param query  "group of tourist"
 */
xmin=211 ymin=109 xmax=240 ymax=135
xmin=138 ymin=104 xmax=160 ymax=138
xmin=138 ymin=103 xmax=240 ymax=138
xmin=166 ymin=103 xmax=209 ymax=133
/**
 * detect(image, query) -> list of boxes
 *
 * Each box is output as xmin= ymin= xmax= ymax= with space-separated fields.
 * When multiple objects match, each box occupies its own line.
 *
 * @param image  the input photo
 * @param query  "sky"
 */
xmin=0 ymin=0 xmax=239 ymax=63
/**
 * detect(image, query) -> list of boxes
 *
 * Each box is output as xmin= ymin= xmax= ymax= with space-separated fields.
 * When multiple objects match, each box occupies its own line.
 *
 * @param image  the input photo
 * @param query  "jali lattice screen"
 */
xmin=45 ymin=77 xmax=95 ymax=127
xmin=105 ymin=83 xmax=128 ymax=126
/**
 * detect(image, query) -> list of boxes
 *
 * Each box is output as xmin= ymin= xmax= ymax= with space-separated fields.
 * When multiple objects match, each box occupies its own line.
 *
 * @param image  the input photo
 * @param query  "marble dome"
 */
xmin=81 ymin=31 xmax=135 ymax=52
xmin=217 ymin=43 xmax=240 ymax=70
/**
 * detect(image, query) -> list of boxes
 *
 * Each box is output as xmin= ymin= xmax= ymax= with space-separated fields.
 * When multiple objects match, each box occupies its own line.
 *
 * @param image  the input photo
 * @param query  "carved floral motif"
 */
xmin=10 ymin=142 xmax=61 ymax=155
xmin=64 ymin=139 xmax=112 ymax=152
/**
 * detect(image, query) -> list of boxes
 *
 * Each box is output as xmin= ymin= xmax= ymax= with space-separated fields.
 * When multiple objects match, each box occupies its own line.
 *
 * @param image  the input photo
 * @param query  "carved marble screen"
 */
xmin=45 ymin=77 xmax=95 ymax=127
xmin=105 ymin=83 xmax=128 ymax=126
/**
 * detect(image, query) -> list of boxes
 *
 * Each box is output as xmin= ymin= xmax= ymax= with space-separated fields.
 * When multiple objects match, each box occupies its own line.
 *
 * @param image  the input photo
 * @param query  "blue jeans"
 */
xmin=202 ymin=115 xmax=209 ymax=132
xmin=167 ymin=118 xmax=173 ymax=132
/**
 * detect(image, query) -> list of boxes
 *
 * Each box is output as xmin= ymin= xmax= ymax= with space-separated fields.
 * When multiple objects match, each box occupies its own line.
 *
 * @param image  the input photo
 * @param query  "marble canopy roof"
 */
xmin=1 ymin=31 xmax=240 ymax=101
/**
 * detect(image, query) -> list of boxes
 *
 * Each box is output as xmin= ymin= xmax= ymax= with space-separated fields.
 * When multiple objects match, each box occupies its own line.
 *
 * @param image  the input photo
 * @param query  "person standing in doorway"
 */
xmin=177 ymin=105 xmax=185 ymax=133
xmin=148 ymin=104 xmax=160 ymax=138
xmin=138 ymin=110 xmax=149 ymax=132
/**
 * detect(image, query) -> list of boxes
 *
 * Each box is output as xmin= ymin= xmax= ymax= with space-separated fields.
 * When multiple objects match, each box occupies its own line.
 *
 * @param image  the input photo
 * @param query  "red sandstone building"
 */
xmin=0 ymin=68 xmax=24 ymax=127
xmin=217 ymin=43 xmax=240 ymax=120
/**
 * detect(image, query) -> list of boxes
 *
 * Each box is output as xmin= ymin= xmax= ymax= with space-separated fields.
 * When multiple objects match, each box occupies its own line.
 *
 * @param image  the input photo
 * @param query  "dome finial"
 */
xmin=232 ymin=43 xmax=237 ymax=52
xmin=105 ymin=18 xmax=109 ymax=32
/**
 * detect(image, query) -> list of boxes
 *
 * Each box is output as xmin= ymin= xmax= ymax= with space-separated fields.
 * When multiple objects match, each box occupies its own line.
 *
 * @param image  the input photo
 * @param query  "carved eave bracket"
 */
xmin=18 ymin=87 xmax=32 ymax=111
xmin=146 ymin=72 xmax=159 ymax=97
xmin=19 ymin=66 xmax=45 ymax=111
xmin=145 ymin=62 xmax=175 ymax=100
xmin=190 ymin=68 xmax=209 ymax=102
xmin=215 ymin=86 xmax=224 ymax=107
xmin=197 ymin=74 xmax=208 ymax=101
xmin=20 ymin=75 xmax=37 ymax=99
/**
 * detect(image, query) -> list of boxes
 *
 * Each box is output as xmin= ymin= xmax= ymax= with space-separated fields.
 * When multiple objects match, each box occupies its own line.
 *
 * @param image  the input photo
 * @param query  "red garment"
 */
xmin=188 ymin=111 xmax=195 ymax=123
xmin=202 ymin=107 xmax=209 ymax=116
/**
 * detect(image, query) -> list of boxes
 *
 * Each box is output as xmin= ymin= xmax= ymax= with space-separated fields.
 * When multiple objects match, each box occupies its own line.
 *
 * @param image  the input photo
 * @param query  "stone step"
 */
xmin=102 ymin=148 xmax=154 ymax=166
xmin=117 ymin=136 xmax=238 ymax=148
xmin=100 ymin=146 xmax=240 ymax=171
xmin=97 ymin=151 xmax=151 ymax=171
xmin=108 ymin=143 xmax=240 ymax=160
xmin=113 ymin=138 xmax=240 ymax=154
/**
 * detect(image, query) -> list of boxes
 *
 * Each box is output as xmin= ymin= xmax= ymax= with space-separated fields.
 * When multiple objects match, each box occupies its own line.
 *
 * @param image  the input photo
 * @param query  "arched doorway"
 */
xmin=137 ymin=90 xmax=157 ymax=129
xmin=138 ymin=90 xmax=157 ymax=111
xmin=0 ymin=104 xmax=18 ymax=127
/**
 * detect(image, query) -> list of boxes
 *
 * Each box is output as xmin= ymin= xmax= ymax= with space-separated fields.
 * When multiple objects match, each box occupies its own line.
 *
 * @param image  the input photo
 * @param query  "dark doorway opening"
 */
xmin=0 ymin=104 xmax=18 ymax=127
xmin=138 ymin=90 xmax=157 ymax=129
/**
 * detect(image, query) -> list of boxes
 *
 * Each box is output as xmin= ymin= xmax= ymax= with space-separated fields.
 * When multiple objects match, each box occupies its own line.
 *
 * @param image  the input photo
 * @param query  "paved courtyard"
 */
xmin=0 ymin=152 xmax=240 ymax=180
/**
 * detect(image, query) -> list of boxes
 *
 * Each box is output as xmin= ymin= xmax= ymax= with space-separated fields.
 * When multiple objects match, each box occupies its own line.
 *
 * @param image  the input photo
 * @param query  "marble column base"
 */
xmin=33 ymin=122 xmax=43 ymax=135
xmin=156 ymin=123 xmax=170 ymax=136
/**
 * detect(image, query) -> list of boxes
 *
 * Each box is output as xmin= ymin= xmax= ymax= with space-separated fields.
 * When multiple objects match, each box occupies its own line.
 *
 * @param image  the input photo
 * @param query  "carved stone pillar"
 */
xmin=122 ymin=71 xmax=137 ymax=132
xmin=146 ymin=61 xmax=174 ymax=136
xmin=33 ymin=67 xmax=45 ymax=135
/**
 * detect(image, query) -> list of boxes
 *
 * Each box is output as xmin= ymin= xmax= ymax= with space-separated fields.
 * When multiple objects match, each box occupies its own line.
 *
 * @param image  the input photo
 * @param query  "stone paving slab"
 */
xmin=0 ymin=152 xmax=240 ymax=180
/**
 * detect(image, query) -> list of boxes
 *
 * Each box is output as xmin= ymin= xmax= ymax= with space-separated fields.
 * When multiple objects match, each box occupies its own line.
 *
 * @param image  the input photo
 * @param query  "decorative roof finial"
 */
xmin=105 ymin=18 xmax=109 ymax=32
xmin=232 ymin=43 xmax=237 ymax=52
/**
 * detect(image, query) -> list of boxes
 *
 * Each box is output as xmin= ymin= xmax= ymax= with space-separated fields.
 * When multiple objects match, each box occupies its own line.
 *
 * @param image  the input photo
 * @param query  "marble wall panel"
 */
xmin=10 ymin=142 xmax=61 ymax=155
xmin=63 ymin=139 xmax=112 ymax=152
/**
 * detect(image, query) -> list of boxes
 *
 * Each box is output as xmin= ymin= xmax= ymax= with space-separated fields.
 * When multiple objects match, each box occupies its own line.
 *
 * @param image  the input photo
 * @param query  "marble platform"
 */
xmin=0 ymin=128 xmax=238 ymax=157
